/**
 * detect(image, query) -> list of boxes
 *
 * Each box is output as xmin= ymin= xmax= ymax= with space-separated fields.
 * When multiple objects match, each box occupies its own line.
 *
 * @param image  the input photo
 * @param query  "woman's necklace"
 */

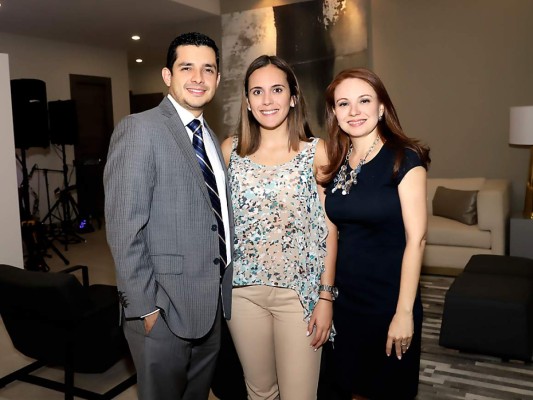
xmin=331 ymin=136 xmax=380 ymax=195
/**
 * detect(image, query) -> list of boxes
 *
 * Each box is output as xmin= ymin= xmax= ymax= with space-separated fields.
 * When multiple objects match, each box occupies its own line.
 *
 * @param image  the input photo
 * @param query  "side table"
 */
xmin=510 ymin=215 xmax=533 ymax=259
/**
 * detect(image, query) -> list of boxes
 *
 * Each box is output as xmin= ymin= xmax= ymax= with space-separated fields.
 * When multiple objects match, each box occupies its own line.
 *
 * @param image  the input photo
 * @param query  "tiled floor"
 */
xmin=0 ymin=226 xmax=218 ymax=400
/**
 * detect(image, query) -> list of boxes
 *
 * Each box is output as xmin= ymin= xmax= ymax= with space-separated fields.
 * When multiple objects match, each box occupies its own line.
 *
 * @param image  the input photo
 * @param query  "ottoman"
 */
xmin=439 ymin=254 xmax=533 ymax=361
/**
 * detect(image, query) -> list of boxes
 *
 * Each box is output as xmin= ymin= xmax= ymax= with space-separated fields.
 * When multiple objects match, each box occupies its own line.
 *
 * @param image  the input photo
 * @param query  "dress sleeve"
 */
xmin=396 ymin=148 xmax=423 ymax=184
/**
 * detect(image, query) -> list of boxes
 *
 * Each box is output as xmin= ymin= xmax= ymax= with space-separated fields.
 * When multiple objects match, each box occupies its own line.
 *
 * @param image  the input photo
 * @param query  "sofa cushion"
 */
xmin=432 ymin=186 xmax=478 ymax=225
xmin=427 ymin=178 xmax=485 ymax=215
xmin=427 ymin=215 xmax=491 ymax=249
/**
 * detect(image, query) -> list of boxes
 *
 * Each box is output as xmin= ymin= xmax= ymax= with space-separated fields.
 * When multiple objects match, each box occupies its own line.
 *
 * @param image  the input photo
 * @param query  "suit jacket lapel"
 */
xmin=159 ymin=98 xmax=234 ymax=258
xmin=159 ymin=98 xmax=211 ymax=205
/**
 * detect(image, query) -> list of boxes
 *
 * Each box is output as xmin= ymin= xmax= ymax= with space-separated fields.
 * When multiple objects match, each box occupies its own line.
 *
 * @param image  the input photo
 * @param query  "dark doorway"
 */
xmin=130 ymin=92 xmax=163 ymax=114
xmin=70 ymin=74 xmax=114 ymax=224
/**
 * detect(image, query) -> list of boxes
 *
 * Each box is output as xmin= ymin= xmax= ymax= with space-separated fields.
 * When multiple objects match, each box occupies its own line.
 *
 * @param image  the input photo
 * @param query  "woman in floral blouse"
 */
xmin=221 ymin=55 xmax=337 ymax=400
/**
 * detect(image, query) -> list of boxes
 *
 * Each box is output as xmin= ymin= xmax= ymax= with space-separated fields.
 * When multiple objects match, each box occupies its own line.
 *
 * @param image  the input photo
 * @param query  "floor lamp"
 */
xmin=510 ymin=105 xmax=533 ymax=219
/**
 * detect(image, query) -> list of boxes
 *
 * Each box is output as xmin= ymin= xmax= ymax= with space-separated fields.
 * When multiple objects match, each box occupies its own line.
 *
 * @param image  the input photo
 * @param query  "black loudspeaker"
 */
xmin=49 ymin=100 xmax=79 ymax=145
xmin=10 ymin=79 xmax=50 ymax=149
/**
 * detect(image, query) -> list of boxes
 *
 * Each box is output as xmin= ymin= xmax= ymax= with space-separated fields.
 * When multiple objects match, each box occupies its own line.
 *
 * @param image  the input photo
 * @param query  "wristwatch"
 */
xmin=318 ymin=284 xmax=339 ymax=300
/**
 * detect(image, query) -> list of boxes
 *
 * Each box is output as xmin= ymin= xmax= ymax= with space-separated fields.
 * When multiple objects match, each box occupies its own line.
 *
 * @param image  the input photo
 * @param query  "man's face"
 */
xmin=162 ymin=45 xmax=220 ymax=117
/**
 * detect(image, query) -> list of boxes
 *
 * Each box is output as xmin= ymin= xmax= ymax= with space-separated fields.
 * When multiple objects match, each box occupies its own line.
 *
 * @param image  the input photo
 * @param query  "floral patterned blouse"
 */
xmin=229 ymin=137 xmax=328 ymax=321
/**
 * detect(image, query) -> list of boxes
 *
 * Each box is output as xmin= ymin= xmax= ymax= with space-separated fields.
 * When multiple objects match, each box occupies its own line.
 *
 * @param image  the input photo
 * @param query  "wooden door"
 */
xmin=70 ymin=74 xmax=114 ymax=222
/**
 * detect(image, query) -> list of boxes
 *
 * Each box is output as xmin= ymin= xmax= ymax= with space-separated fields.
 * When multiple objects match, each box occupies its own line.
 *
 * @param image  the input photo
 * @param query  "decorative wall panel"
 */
xmin=221 ymin=0 xmax=369 ymax=136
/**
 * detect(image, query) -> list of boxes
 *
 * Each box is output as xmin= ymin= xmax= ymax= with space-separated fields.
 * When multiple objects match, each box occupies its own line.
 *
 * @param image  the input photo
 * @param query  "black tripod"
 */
xmin=17 ymin=149 xmax=68 ymax=270
xmin=41 ymin=144 xmax=85 ymax=250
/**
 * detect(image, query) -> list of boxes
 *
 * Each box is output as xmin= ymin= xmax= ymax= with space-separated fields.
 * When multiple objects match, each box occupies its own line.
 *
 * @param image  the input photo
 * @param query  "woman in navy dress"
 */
xmin=321 ymin=68 xmax=430 ymax=399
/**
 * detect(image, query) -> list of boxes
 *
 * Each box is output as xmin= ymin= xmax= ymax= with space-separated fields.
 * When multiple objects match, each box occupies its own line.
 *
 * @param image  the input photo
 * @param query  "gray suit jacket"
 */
xmin=104 ymin=97 xmax=233 ymax=339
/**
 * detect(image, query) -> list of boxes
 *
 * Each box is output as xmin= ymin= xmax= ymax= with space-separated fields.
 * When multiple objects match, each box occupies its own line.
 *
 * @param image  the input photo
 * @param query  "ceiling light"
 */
xmin=135 ymin=59 xmax=143 ymax=63
xmin=131 ymin=35 xmax=140 ymax=41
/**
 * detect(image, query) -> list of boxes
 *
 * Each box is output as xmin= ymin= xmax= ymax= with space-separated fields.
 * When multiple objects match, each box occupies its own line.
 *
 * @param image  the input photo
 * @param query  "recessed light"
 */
xmin=135 ymin=59 xmax=143 ymax=63
xmin=131 ymin=35 xmax=140 ymax=41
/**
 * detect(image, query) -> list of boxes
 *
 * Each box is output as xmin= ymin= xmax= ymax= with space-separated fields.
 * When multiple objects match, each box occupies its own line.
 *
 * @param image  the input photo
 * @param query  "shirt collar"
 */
xmin=167 ymin=94 xmax=204 ymax=128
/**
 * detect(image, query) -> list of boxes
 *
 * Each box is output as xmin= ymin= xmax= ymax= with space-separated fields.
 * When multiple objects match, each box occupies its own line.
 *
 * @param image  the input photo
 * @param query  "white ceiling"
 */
xmin=0 ymin=0 xmax=219 ymax=67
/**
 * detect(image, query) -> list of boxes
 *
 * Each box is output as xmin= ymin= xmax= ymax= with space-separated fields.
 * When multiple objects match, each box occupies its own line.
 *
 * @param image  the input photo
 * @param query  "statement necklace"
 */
xmin=331 ymin=136 xmax=380 ymax=195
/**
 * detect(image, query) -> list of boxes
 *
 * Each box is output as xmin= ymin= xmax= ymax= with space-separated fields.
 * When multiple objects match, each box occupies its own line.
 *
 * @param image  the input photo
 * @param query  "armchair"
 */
xmin=424 ymin=178 xmax=510 ymax=273
xmin=0 ymin=264 xmax=136 ymax=400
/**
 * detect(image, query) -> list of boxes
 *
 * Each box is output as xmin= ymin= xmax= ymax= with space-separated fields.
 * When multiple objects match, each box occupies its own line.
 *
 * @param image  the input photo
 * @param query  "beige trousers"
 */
xmin=227 ymin=285 xmax=322 ymax=400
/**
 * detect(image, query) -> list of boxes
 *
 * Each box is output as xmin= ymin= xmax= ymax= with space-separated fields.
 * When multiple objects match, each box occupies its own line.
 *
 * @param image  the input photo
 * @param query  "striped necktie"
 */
xmin=187 ymin=119 xmax=227 ymax=276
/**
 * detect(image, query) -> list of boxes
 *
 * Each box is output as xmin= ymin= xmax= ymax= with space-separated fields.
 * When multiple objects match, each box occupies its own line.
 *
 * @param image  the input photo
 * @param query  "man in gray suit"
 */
xmin=104 ymin=32 xmax=233 ymax=400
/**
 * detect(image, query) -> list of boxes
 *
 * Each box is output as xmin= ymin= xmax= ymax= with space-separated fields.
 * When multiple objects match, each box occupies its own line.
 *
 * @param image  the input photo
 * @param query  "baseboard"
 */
xmin=422 ymin=266 xmax=462 ymax=277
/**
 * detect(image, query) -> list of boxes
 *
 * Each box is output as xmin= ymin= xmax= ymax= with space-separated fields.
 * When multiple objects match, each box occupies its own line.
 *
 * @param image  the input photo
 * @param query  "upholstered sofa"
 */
xmin=423 ymin=178 xmax=511 ymax=273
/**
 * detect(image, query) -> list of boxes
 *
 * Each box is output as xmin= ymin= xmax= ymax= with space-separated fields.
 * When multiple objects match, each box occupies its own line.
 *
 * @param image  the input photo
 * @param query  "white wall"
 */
xmin=0 ymin=54 xmax=23 ymax=268
xmin=0 ymin=32 xmax=130 ymax=220
xmin=370 ymin=0 xmax=533 ymax=212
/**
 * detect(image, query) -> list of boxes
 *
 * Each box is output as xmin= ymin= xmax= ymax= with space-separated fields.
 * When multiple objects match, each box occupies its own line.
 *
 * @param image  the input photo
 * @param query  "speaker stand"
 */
xmin=18 ymin=148 xmax=31 ymax=221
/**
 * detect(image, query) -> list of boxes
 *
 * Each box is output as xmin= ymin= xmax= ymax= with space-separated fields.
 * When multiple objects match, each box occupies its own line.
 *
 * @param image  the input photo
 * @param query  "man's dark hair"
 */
xmin=165 ymin=32 xmax=220 ymax=71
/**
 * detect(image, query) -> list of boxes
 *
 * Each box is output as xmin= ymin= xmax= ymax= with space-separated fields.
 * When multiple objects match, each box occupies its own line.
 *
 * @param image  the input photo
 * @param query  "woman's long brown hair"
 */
xmin=320 ymin=68 xmax=430 ymax=185
xmin=235 ymin=55 xmax=313 ymax=156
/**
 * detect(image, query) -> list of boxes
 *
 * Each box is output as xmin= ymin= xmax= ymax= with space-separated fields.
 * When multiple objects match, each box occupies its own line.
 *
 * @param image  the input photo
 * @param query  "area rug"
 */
xmin=418 ymin=275 xmax=533 ymax=399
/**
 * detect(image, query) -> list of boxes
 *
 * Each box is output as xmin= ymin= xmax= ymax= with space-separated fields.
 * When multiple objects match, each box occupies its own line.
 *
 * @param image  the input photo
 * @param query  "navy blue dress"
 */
xmin=325 ymin=145 xmax=423 ymax=399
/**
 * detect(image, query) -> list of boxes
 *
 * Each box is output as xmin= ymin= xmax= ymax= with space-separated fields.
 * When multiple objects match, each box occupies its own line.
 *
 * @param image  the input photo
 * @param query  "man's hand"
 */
xmin=143 ymin=310 xmax=160 ymax=334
